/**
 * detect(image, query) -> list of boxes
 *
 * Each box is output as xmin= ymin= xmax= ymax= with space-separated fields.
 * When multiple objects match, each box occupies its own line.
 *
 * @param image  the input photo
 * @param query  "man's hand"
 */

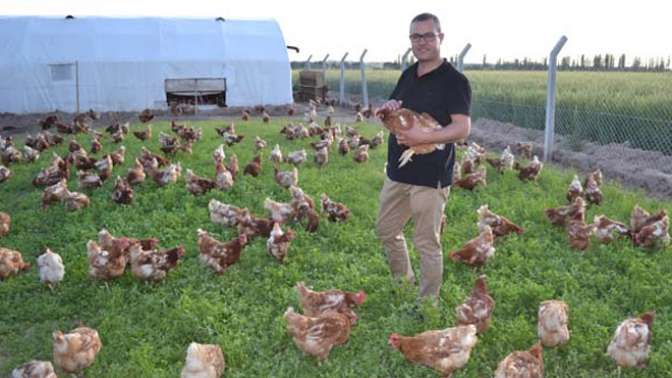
xmin=396 ymin=125 xmax=432 ymax=147
xmin=375 ymin=99 xmax=403 ymax=119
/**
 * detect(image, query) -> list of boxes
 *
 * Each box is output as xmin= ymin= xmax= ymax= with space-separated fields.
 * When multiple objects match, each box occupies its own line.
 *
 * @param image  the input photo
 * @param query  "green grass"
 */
xmin=1 ymin=118 xmax=671 ymax=377
xmin=294 ymin=69 xmax=672 ymax=154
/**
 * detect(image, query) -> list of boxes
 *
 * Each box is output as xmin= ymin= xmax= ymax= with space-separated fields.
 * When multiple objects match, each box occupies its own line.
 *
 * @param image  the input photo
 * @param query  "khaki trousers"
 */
xmin=376 ymin=177 xmax=450 ymax=299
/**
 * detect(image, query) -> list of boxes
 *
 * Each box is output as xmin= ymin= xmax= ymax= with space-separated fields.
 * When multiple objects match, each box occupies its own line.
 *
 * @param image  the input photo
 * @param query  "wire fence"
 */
xmin=293 ymin=65 xmax=672 ymax=174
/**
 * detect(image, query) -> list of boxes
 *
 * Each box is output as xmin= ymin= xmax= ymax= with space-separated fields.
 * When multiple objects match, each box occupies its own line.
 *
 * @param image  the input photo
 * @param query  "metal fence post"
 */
xmin=339 ymin=52 xmax=349 ymax=106
xmin=457 ymin=43 xmax=471 ymax=73
xmin=321 ymin=54 xmax=330 ymax=71
xmin=305 ymin=54 xmax=313 ymax=70
xmin=544 ymin=35 xmax=568 ymax=161
xmin=401 ymin=48 xmax=412 ymax=71
xmin=359 ymin=49 xmax=368 ymax=110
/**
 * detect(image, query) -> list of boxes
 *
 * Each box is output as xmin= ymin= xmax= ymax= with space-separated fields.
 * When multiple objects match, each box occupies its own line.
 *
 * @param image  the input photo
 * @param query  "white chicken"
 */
xmin=37 ymin=248 xmax=65 ymax=289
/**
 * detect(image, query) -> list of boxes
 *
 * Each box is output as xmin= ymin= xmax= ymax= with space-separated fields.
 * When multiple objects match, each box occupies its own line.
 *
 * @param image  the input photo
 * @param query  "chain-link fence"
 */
xmin=293 ymin=64 xmax=672 ymax=176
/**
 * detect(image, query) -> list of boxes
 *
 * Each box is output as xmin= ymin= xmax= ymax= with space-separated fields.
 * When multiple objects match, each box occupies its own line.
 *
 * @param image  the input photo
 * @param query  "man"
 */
xmin=375 ymin=12 xmax=472 ymax=300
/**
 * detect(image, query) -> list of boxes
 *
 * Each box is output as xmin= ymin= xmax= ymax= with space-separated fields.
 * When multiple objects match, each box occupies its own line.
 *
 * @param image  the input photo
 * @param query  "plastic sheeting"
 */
xmin=0 ymin=16 xmax=293 ymax=113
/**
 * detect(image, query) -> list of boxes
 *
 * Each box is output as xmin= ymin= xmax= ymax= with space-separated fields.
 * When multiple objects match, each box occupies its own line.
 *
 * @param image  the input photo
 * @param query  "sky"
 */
xmin=2 ymin=0 xmax=669 ymax=64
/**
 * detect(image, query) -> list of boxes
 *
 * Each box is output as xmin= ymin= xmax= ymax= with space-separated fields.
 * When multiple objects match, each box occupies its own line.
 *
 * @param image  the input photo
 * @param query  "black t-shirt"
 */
xmin=387 ymin=59 xmax=471 ymax=188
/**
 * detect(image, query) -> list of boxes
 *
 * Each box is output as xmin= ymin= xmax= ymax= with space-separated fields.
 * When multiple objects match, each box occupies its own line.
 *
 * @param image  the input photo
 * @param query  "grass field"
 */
xmin=294 ymin=69 xmax=672 ymax=154
xmin=1 ymin=118 xmax=671 ymax=377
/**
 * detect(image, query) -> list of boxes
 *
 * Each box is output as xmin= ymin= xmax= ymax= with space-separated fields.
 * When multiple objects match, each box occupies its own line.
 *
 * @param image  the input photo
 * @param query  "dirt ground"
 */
xmin=2 ymin=100 xmax=671 ymax=199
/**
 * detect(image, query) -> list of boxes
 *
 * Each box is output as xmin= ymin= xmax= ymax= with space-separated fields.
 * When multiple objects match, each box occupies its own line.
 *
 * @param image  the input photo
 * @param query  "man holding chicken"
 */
xmin=375 ymin=13 xmax=472 ymax=301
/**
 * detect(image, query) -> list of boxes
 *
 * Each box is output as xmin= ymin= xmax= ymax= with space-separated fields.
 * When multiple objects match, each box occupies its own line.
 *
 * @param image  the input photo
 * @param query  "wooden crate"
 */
xmin=298 ymin=85 xmax=327 ymax=102
xmin=299 ymin=70 xmax=326 ymax=88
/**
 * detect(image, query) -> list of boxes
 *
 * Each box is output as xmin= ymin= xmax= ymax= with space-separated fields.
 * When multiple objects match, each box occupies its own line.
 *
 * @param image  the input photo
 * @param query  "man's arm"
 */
xmin=395 ymin=113 xmax=471 ymax=146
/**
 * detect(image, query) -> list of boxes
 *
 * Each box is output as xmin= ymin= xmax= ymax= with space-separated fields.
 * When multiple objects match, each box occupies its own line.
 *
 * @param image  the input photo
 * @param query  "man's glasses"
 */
xmin=409 ymin=32 xmax=440 ymax=43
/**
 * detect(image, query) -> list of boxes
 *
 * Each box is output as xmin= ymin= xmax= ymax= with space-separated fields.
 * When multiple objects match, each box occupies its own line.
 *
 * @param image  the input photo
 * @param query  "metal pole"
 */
xmin=321 ymin=54 xmax=330 ymax=71
xmin=75 ymin=60 xmax=80 ymax=113
xmin=305 ymin=54 xmax=313 ymax=70
xmin=457 ymin=43 xmax=472 ymax=73
xmin=339 ymin=52 xmax=349 ymax=106
xmin=544 ymin=35 xmax=568 ymax=161
xmin=359 ymin=49 xmax=368 ymax=110
xmin=194 ymin=79 xmax=198 ymax=115
xmin=401 ymin=48 xmax=412 ymax=71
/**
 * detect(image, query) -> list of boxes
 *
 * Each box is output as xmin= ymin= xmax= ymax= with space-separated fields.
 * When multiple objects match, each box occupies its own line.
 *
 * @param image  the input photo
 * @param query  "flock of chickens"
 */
xmin=1 ymin=101 xmax=670 ymax=377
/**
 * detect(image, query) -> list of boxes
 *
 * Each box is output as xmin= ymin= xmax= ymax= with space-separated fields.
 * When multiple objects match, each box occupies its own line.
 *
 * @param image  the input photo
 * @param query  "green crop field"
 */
xmin=294 ymin=69 xmax=672 ymax=154
xmin=1 ymin=118 xmax=671 ymax=377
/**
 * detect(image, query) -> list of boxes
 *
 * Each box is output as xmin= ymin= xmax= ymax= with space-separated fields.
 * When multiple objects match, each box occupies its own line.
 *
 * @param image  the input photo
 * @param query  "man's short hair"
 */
xmin=411 ymin=13 xmax=441 ymax=33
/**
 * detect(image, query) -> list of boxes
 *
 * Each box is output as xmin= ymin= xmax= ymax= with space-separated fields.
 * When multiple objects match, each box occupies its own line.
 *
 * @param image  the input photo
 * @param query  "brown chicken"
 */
xmin=208 ymin=199 xmax=242 ymax=228
xmin=214 ymin=161 xmax=234 ymax=190
xmin=338 ymin=138 xmax=350 ymax=155
xmin=264 ymin=197 xmax=296 ymax=225
xmin=389 ymin=324 xmax=478 ymax=377
xmin=538 ymin=300 xmax=570 ymax=347
xmin=486 ymin=146 xmax=515 ymax=174
xmin=607 ymin=311 xmax=654 ymax=368
xmin=90 ymin=135 xmax=103 ymax=154
xmin=197 ymin=229 xmax=248 ymax=274
xmin=449 ymin=225 xmax=496 ymax=267
xmin=515 ymin=142 xmax=534 ymax=160
xmin=320 ymin=194 xmax=351 ymax=222
xmin=33 ymin=153 xmax=69 ymax=186
xmin=455 ymin=275 xmax=496 ymax=334
xmin=566 ymin=175 xmax=583 ymax=202
xmin=63 ymin=191 xmax=90 ymax=211
xmin=140 ymin=146 xmax=170 ymax=169
xmin=132 ymin=124 xmax=152 ymax=141
xmin=53 ymin=326 xmax=102 ymax=375
xmin=243 ymin=155 xmax=262 ymax=177
xmin=0 ymin=164 xmax=11 ymax=183
xmin=295 ymin=282 xmax=367 ymax=325
xmin=513 ymin=155 xmax=543 ymax=181
xmin=315 ymin=146 xmax=329 ymax=168
xmin=262 ymin=111 xmax=271 ymax=123
xmin=129 ymin=243 xmax=185 ymax=282
xmin=584 ymin=174 xmax=603 ymax=206
xmin=151 ymin=163 xmax=182 ymax=187
xmin=0 ymin=247 xmax=31 ymax=280
xmin=0 ymin=211 xmax=11 ymax=237
xmin=236 ymin=208 xmax=274 ymax=239
xmin=138 ymin=108 xmax=154 ymax=123
xmin=584 ymin=168 xmax=603 ymax=187
xmin=494 ymin=342 xmax=544 ymax=378
xmin=353 ymin=144 xmax=369 ymax=163
xmin=94 ymin=155 xmax=113 ymax=182
xmin=11 ymin=360 xmax=57 ymax=378
xmin=593 ymin=215 xmax=630 ymax=244
xmin=633 ymin=210 xmax=669 ymax=250
xmin=567 ymin=219 xmax=595 ymax=250
xmin=285 ymin=149 xmax=308 ymax=166
xmin=376 ymin=108 xmax=447 ymax=166
xmin=126 ymin=158 xmax=146 ymax=186
xmin=266 ymin=223 xmax=295 ymax=263
xmin=227 ymin=153 xmax=239 ymax=180
xmin=87 ymin=240 xmax=127 ymax=280
xmin=42 ymin=179 xmax=69 ymax=209
xmin=477 ymin=205 xmax=524 ymax=237
xmin=111 ymin=176 xmax=134 ymax=204
xmin=77 ymin=170 xmax=103 ymax=190
xmin=454 ymin=166 xmax=487 ymax=191
xmin=284 ymin=307 xmax=352 ymax=361
xmin=274 ymin=164 xmax=298 ymax=188
xmin=185 ymin=169 xmax=216 ymax=196
xmin=180 ymin=342 xmax=225 ymax=378
xmin=40 ymin=115 xmax=59 ymax=130
xmin=241 ymin=110 xmax=250 ymax=121
xmin=545 ymin=196 xmax=586 ymax=226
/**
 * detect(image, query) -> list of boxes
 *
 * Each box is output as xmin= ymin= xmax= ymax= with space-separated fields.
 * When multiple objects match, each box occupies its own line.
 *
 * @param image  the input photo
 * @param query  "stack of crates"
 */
xmin=298 ymin=70 xmax=327 ymax=102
